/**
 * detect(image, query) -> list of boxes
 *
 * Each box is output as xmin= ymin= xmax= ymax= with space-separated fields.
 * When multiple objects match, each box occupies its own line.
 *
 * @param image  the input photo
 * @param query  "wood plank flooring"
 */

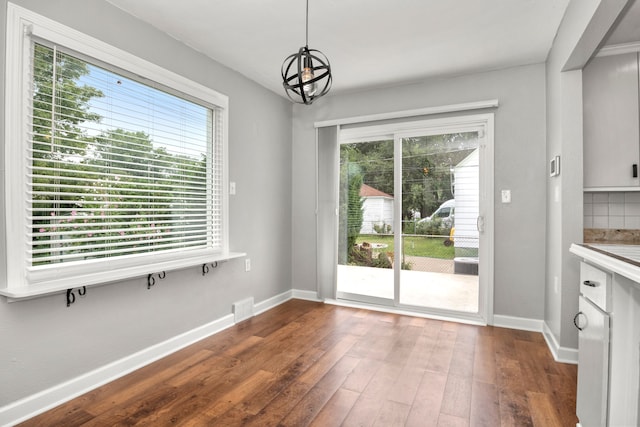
xmin=19 ymin=300 xmax=578 ymax=426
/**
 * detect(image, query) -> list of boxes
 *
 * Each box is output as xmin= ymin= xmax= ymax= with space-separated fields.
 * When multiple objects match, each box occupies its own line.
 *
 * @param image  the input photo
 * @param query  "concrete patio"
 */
xmin=337 ymin=263 xmax=479 ymax=313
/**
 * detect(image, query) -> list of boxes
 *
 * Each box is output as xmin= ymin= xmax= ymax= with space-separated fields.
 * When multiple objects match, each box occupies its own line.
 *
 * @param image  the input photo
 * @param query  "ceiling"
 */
xmin=105 ymin=0 xmax=573 ymax=99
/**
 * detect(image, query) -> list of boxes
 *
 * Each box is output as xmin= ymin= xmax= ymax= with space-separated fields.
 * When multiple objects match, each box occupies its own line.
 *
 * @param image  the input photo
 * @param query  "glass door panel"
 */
xmin=399 ymin=132 xmax=479 ymax=312
xmin=336 ymin=139 xmax=395 ymax=304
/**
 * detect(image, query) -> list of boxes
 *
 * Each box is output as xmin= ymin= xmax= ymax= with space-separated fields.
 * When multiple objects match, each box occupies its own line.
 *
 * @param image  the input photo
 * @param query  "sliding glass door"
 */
xmin=337 ymin=138 xmax=395 ymax=305
xmin=399 ymin=131 xmax=479 ymax=312
xmin=335 ymin=115 xmax=492 ymax=321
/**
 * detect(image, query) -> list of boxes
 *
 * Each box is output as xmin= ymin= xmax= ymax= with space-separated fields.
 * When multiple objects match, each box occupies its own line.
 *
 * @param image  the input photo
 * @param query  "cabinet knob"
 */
xmin=583 ymin=280 xmax=598 ymax=287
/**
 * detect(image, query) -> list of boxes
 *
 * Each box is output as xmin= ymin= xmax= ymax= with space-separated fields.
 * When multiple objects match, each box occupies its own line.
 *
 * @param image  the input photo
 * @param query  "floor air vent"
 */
xmin=233 ymin=297 xmax=254 ymax=323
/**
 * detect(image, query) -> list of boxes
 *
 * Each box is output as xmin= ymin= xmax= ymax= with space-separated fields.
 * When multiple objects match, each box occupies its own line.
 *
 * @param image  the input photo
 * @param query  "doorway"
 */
xmin=335 ymin=115 xmax=493 ymax=322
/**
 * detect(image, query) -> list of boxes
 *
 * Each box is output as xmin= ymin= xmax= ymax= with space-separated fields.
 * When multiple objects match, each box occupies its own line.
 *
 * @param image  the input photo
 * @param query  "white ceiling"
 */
xmin=106 ymin=0 xmax=572 ymax=99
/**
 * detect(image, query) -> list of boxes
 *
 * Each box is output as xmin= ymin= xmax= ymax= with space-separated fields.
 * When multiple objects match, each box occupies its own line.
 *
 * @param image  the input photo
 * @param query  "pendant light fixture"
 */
xmin=281 ymin=0 xmax=332 ymax=105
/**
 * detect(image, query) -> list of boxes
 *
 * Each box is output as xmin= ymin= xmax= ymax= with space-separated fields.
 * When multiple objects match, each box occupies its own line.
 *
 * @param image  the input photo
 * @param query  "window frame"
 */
xmin=2 ymin=3 xmax=240 ymax=299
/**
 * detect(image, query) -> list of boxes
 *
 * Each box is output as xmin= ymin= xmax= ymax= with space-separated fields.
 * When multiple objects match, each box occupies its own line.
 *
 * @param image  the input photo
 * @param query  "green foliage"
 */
xmin=415 ymin=218 xmax=451 ymax=236
xmin=338 ymin=147 xmax=364 ymax=264
xmin=355 ymin=235 xmax=454 ymax=260
xmin=347 ymin=173 xmax=364 ymax=251
xmin=340 ymin=135 xmax=476 ymax=220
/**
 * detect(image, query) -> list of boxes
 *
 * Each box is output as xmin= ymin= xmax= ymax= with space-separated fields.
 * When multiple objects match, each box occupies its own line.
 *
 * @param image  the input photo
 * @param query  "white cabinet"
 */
xmin=576 ymin=295 xmax=610 ymax=427
xmin=576 ymin=261 xmax=611 ymax=427
xmin=583 ymin=52 xmax=640 ymax=189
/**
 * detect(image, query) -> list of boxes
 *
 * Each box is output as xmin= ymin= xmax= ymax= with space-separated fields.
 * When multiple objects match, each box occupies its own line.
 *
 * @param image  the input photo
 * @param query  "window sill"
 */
xmin=0 ymin=251 xmax=246 ymax=301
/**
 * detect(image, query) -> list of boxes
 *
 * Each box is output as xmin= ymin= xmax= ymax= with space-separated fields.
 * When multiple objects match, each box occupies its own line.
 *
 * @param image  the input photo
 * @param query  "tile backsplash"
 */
xmin=584 ymin=192 xmax=640 ymax=229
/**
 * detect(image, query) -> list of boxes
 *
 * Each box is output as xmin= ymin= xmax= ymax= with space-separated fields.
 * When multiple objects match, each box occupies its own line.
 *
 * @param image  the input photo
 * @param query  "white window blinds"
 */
xmin=28 ymin=43 xmax=222 ymax=268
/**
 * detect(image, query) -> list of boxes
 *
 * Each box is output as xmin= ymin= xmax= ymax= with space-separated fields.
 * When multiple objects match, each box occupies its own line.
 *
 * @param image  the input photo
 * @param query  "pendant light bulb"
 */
xmin=301 ymin=66 xmax=317 ymax=97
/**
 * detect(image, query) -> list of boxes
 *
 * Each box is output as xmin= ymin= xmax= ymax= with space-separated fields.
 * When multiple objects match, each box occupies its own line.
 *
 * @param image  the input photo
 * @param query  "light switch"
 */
xmin=501 ymin=189 xmax=511 ymax=204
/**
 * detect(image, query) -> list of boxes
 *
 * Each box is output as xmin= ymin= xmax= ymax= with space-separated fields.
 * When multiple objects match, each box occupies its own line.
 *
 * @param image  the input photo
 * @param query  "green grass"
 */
xmin=356 ymin=234 xmax=454 ymax=259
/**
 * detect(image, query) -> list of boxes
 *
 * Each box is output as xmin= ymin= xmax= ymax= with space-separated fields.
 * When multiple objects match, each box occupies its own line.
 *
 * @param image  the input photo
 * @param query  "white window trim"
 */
xmin=2 ymin=3 xmax=243 ymax=300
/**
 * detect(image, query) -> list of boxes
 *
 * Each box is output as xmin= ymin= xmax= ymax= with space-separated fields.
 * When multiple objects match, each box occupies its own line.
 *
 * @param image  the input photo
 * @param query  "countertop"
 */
xmin=570 ymin=243 xmax=640 ymax=283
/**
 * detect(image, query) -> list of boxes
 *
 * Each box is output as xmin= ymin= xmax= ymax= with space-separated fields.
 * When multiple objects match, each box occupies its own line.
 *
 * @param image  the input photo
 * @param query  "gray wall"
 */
xmin=0 ymin=0 xmax=293 ymax=406
xmin=292 ymin=64 xmax=548 ymax=321
xmin=545 ymin=0 xmax=629 ymax=351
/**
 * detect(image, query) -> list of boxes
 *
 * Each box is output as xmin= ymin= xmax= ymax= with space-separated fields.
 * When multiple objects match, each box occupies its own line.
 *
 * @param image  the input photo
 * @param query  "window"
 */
xmin=3 ymin=4 xmax=233 ymax=296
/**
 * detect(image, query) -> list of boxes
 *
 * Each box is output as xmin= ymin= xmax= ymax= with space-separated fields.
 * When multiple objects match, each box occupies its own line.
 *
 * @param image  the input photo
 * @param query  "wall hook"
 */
xmin=202 ymin=261 xmax=219 ymax=276
xmin=147 ymin=271 xmax=166 ymax=289
xmin=66 ymin=286 xmax=87 ymax=307
xmin=66 ymin=289 xmax=75 ymax=307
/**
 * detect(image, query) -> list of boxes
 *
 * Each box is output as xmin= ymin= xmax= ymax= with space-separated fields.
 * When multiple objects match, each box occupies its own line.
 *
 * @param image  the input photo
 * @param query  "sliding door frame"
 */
xmin=317 ymin=107 xmax=495 ymax=325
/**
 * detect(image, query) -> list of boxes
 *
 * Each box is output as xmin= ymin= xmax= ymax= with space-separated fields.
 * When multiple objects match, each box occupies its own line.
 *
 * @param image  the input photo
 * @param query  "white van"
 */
xmin=419 ymin=199 xmax=454 ymax=227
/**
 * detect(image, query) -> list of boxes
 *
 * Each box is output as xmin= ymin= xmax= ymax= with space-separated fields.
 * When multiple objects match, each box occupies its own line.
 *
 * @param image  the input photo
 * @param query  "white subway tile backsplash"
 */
xmin=626 ymin=216 xmax=640 ymax=229
xmin=584 ymin=215 xmax=593 ymax=228
xmin=625 ymin=203 xmax=640 ymax=216
xmin=585 ymin=191 xmax=640 ymax=230
xmin=609 ymin=193 xmax=625 ymax=203
xmin=609 ymin=202 xmax=625 ymax=216
xmin=593 ymin=193 xmax=610 ymax=203
xmin=583 ymin=202 xmax=593 ymax=215
xmin=593 ymin=216 xmax=610 ymax=228
xmin=609 ymin=216 xmax=625 ymax=228
xmin=625 ymin=192 xmax=640 ymax=203
xmin=593 ymin=203 xmax=608 ymax=216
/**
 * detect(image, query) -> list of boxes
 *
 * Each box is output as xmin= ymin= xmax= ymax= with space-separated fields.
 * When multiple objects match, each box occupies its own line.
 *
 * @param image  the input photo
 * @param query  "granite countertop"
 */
xmin=584 ymin=228 xmax=640 ymax=245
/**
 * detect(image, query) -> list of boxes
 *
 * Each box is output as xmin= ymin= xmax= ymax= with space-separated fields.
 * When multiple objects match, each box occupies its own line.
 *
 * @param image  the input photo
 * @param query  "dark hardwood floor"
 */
xmin=19 ymin=300 xmax=578 ymax=426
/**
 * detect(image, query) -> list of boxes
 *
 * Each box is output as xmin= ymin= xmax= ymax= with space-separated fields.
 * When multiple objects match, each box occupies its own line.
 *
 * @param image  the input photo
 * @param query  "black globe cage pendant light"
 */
xmin=281 ymin=0 xmax=332 ymax=105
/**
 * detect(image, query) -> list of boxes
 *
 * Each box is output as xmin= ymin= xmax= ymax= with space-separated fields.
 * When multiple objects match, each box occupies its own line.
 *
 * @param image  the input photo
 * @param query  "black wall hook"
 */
xmin=147 ymin=271 xmax=166 ymax=289
xmin=66 ymin=286 xmax=87 ymax=307
xmin=66 ymin=289 xmax=75 ymax=307
xmin=202 ymin=261 xmax=219 ymax=276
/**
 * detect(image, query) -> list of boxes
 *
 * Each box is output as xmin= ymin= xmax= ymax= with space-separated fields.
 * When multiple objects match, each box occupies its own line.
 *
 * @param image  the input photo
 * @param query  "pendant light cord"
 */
xmin=305 ymin=0 xmax=309 ymax=47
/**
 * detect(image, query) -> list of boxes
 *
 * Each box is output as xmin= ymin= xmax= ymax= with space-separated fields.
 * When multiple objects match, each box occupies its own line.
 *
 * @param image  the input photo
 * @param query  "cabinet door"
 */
xmin=576 ymin=296 xmax=610 ymax=427
xmin=583 ymin=52 xmax=640 ymax=188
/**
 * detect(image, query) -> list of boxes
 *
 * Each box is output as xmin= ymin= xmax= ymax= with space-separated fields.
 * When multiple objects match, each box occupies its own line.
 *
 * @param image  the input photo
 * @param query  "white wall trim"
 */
xmin=492 ymin=314 xmax=544 ymax=332
xmin=252 ymin=290 xmax=293 ymax=316
xmin=0 ymin=313 xmax=235 ymax=427
xmin=313 ymin=99 xmax=499 ymax=128
xmin=292 ymin=289 xmax=321 ymax=301
xmin=597 ymin=41 xmax=640 ymax=57
xmin=543 ymin=322 xmax=579 ymax=364
xmin=252 ymin=289 xmax=321 ymax=316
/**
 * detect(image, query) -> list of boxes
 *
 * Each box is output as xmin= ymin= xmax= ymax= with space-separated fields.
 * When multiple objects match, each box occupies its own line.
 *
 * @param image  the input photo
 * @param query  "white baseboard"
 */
xmin=291 ymin=289 xmax=321 ymax=302
xmin=1 ymin=289 xmax=320 ymax=426
xmin=0 ymin=313 xmax=235 ymax=427
xmin=253 ymin=290 xmax=293 ymax=315
xmin=542 ymin=322 xmax=578 ymax=364
xmin=492 ymin=314 xmax=544 ymax=332
xmin=253 ymin=289 xmax=320 ymax=316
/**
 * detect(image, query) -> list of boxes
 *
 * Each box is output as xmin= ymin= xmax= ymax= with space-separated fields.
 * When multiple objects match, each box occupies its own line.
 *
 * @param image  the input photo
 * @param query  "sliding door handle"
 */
xmin=476 ymin=215 xmax=484 ymax=233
